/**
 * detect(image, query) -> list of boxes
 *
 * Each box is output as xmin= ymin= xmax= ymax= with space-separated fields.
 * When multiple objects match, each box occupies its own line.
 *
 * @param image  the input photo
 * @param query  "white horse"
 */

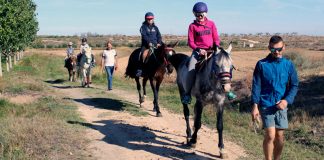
xmin=79 ymin=46 xmax=93 ymax=87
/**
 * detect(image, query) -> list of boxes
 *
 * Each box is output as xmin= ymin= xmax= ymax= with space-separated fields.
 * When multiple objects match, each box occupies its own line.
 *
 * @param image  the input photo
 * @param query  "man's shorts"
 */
xmin=260 ymin=106 xmax=288 ymax=129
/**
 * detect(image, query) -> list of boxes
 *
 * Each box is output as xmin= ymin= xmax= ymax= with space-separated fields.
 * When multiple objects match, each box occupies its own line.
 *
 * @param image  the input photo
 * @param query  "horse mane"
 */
xmin=169 ymin=53 xmax=189 ymax=70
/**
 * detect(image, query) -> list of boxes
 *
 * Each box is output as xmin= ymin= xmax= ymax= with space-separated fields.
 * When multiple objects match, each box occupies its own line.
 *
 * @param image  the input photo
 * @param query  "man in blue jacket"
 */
xmin=136 ymin=12 xmax=162 ymax=77
xmin=251 ymin=35 xmax=299 ymax=160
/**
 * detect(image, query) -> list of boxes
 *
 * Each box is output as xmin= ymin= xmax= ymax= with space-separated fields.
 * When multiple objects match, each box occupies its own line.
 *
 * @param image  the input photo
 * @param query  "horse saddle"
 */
xmin=141 ymin=48 xmax=154 ymax=64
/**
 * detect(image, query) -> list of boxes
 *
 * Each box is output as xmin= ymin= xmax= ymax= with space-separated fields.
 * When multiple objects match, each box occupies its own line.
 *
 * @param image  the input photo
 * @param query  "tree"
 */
xmin=0 ymin=0 xmax=38 ymax=76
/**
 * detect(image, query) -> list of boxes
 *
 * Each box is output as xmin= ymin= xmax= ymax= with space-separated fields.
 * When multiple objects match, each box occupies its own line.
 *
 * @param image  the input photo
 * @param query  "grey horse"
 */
xmin=168 ymin=44 xmax=233 ymax=159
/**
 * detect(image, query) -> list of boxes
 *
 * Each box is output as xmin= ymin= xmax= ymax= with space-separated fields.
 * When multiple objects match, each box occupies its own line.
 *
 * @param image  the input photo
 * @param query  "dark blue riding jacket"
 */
xmin=251 ymin=54 xmax=299 ymax=108
xmin=140 ymin=22 xmax=162 ymax=48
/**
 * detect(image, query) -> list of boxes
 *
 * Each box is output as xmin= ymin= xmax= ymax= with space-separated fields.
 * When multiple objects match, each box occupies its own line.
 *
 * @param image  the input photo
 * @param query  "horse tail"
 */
xmin=125 ymin=48 xmax=141 ymax=78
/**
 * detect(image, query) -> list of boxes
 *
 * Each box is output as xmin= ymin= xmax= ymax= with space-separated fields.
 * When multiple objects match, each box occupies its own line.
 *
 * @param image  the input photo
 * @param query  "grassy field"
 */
xmin=0 ymin=54 xmax=89 ymax=159
xmin=1 ymin=48 xmax=323 ymax=159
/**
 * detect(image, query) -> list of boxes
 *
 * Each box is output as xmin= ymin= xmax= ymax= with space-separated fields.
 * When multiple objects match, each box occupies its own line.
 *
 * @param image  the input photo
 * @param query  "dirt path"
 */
xmin=51 ymin=82 xmax=246 ymax=160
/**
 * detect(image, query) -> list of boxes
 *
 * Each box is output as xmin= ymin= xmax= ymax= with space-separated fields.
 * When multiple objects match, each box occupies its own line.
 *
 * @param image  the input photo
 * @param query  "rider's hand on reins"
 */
xmin=199 ymin=49 xmax=207 ymax=56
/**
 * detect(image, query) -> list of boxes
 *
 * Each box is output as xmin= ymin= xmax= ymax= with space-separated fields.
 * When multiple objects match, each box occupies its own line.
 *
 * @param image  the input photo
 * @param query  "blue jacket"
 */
xmin=251 ymin=54 xmax=299 ymax=108
xmin=140 ymin=22 xmax=162 ymax=47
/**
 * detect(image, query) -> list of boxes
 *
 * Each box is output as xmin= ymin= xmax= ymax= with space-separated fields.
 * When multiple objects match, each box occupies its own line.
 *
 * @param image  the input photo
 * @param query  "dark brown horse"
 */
xmin=125 ymin=42 xmax=177 ymax=117
xmin=66 ymin=55 xmax=77 ymax=82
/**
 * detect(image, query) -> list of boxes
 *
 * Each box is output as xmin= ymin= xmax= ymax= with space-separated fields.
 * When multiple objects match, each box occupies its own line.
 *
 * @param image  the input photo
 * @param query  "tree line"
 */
xmin=0 ymin=0 xmax=38 ymax=77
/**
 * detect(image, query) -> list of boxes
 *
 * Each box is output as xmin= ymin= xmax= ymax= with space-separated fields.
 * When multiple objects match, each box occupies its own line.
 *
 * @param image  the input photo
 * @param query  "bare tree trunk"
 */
xmin=6 ymin=57 xmax=9 ymax=72
xmin=14 ymin=54 xmax=17 ymax=65
xmin=16 ymin=52 xmax=20 ymax=61
xmin=9 ymin=55 xmax=12 ymax=69
xmin=0 ymin=53 xmax=3 ymax=77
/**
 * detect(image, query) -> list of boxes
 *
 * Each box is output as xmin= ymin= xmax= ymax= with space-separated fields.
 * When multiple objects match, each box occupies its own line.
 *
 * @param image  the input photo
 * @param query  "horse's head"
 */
xmin=157 ymin=41 xmax=178 ymax=74
xmin=212 ymin=43 xmax=233 ymax=92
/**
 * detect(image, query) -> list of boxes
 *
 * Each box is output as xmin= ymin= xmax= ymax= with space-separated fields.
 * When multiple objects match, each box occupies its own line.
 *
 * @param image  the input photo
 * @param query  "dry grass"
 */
xmin=0 ymin=53 xmax=89 ymax=159
xmin=0 ymin=115 xmax=86 ymax=159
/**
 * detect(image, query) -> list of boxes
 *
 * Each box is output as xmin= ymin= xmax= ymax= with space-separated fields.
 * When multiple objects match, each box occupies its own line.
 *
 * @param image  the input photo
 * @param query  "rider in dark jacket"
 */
xmin=136 ymin=12 xmax=162 ymax=77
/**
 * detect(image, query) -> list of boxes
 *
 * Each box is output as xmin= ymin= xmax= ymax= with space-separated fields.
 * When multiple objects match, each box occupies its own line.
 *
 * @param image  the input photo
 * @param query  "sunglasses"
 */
xmin=270 ymin=47 xmax=283 ymax=53
xmin=194 ymin=12 xmax=205 ymax=18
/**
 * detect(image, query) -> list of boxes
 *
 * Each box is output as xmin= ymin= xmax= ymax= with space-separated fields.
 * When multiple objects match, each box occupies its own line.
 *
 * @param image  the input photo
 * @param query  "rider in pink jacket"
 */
xmin=182 ymin=2 xmax=236 ymax=105
xmin=188 ymin=17 xmax=220 ymax=51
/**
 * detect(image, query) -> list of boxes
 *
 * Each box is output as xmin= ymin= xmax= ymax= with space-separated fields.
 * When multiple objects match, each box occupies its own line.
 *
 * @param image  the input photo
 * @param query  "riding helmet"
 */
xmin=145 ymin=12 xmax=154 ymax=19
xmin=81 ymin=37 xmax=87 ymax=43
xmin=193 ymin=2 xmax=208 ymax=13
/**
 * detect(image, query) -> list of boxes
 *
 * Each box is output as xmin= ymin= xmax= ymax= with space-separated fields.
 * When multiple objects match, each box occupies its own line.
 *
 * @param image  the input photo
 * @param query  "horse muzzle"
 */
xmin=222 ymin=81 xmax=231 ymax=93
xmin=219 ymin=73 xmax=232 ymax=92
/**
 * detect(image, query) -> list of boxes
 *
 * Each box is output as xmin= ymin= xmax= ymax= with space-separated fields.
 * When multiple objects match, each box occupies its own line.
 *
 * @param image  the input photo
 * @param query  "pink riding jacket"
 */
xmin=188 ymin=18 xmax=220 ymax=50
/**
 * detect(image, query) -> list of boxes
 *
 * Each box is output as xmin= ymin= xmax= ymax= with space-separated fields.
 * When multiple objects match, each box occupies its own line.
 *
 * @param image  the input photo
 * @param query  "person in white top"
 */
xmin=77 ymin=37 xmax=95 ymax=84
xmin=101 ymin=40 xmax=118 ymax=90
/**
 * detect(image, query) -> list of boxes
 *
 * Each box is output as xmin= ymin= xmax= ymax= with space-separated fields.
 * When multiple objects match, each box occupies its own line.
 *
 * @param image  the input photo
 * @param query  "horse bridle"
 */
xmin=211 ymin=53 xmax=233 ymax=84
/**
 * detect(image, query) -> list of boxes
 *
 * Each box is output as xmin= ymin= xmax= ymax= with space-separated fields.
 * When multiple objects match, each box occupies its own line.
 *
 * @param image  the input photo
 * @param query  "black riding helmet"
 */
xmin=81 ymin=37 xmax=87 ymax=43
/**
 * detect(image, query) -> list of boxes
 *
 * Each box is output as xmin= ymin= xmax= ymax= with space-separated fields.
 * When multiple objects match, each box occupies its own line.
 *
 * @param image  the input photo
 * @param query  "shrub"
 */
xmin=284 ymin=52 xmax=322 ymax=70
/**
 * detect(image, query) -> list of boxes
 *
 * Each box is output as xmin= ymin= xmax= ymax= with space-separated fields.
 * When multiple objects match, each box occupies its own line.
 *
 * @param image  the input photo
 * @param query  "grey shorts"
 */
xmin=260 ymin=106 xmax=288 ymax=129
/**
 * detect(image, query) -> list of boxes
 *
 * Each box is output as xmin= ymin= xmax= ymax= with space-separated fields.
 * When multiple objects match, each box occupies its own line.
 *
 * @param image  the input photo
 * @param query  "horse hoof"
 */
xmin=187 ymin=142 xmax=196 ymax=148
xmin=153 ymin=107 xmax=156 ymax=112
xmin=156 ymin=112 xmax=162 ymax=117
xmin=186 ymin=138 xmax=191 ymax=145
xmin=220 ymin=150 xmax=228 ymax=159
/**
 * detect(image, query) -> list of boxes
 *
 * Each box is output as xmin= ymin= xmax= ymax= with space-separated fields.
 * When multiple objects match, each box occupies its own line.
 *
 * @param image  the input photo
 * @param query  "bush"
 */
xmin=46 ymin=45 xmax=54 ymax=49
xmin=284 ymin=52 xmax=322 ymax=70
xmin=178 ymin=40 xmax=187 ymax=46
xmin=128 ymin=43 xmax=135 ymax=48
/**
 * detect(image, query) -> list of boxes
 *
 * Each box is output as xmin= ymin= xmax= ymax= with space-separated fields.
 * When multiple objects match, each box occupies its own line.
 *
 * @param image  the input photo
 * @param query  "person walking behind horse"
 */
xmin=64 ymin=42 xmax=74 ymax=68
xmin=136 ymin=12 xmax=162 ymax=77
xmin=182 ymin=2 xmax=236 ymax=104
xmin=251 ymin=35 xmax=299 ymax=160
xmin=101 ymin=40 xmax=118 ymax=91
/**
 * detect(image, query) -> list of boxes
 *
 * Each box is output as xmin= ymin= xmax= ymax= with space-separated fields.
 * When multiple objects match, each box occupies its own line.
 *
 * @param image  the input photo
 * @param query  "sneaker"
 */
xmin=181 ymin=95 xmax=192 ymax=104
xmin=136 ymin=69 xmax=142 ymax=77
xmin=227 ymin=91 xmax=237 ymax=100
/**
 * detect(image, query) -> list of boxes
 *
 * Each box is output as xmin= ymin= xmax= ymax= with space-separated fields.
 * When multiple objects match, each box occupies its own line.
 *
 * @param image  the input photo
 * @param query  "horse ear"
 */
xmin=215 ymin=46 xmax=221 ymax=54
xmin=226 ymin=41 xmax=233 ymax=54
xmin=172 ymin=41 xmax=179 ymax=48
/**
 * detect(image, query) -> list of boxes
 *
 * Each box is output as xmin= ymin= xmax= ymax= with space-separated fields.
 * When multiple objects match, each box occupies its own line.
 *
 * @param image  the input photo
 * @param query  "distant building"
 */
xmin=242 ymin=39 xmax=259 ymax=48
